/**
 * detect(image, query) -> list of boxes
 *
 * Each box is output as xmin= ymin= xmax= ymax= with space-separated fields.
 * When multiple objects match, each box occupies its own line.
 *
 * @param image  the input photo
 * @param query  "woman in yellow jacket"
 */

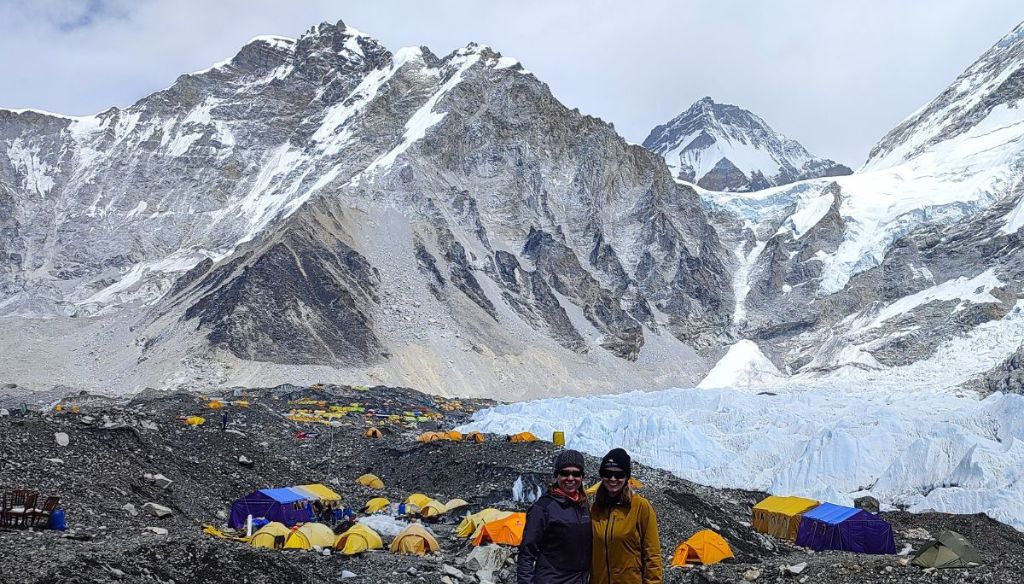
xmin=590 ymin=448 xmax=662 ymax=584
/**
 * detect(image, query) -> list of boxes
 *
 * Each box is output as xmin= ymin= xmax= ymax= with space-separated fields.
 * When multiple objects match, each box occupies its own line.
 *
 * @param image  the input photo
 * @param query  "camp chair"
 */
xmin=6 ymin=490 xmax=38 ymax=527
xmin=30 ymin=496 xmax=60 ymax=528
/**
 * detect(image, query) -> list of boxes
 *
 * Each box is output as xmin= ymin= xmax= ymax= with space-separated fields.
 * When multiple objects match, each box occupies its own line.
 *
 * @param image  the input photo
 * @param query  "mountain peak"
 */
xmin=644 ymin=98 xmax=851 ymax=191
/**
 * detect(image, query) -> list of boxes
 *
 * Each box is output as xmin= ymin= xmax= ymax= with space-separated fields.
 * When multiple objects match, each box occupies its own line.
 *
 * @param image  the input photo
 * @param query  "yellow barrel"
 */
xmin=552 ymin=431 xmax=565 ymax=447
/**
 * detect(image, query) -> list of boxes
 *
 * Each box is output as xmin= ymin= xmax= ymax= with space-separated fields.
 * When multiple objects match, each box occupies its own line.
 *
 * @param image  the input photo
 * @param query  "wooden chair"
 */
xmin=30 ymin=496 xmax=60 ymax=528
xmin=7 ymin=490 xmax=38 ymax=527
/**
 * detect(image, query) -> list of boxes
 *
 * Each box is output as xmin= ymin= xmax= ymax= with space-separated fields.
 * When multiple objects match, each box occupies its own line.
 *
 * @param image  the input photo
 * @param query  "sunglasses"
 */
xmin=557 ymin=470 xmax=583 ymax=478
xmin=600 ymin=470 xmax=627 ymax=480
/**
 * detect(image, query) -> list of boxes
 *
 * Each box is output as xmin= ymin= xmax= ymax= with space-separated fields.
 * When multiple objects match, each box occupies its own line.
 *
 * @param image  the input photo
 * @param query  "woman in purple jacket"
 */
xmin=517 ymin=450 xmax=592 ymax=584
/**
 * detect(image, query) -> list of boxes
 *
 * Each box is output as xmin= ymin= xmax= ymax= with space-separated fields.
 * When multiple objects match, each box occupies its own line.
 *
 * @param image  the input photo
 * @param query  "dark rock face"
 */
xmin=697 ymin=158 xmax=749 ymax=191
xmin=183 ymin=208 xmax=382 ymax=366
xmin=491 ymin=250 xmax=588 ymax=353
xmin=981 ymin=345 xmax=1024 ymax=394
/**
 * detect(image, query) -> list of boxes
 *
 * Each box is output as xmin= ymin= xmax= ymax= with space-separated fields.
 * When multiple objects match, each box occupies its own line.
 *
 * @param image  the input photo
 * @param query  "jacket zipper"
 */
xmin=604 ymin=511 xmax=616 ymax=584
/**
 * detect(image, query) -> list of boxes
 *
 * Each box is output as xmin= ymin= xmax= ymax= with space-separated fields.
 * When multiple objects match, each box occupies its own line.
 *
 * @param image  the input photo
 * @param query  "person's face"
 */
xmin=600 ymin=467 xmax=626 ymax=496
xmin=556 ymin=466 xmax=583 ymax=493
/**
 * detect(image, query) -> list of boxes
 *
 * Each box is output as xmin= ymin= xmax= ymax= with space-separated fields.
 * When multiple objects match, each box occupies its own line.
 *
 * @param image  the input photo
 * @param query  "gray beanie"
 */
xmin=553 ymin=449 xmax=586 ymax=475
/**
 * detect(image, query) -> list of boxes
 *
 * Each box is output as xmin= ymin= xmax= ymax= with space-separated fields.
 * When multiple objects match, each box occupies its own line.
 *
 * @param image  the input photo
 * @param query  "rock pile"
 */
xmin=0 ymin=383 xmax=1022 ymax=583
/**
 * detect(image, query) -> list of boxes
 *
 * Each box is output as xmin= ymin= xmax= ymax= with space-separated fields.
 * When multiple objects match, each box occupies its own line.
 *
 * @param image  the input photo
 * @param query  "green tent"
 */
xmin=911 ymin=530 xmax=982 ymax=569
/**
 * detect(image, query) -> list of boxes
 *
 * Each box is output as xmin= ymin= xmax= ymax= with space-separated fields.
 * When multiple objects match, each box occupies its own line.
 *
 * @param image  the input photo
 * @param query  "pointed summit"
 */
xmin=644 ymin=98 xmax=851 ymax=191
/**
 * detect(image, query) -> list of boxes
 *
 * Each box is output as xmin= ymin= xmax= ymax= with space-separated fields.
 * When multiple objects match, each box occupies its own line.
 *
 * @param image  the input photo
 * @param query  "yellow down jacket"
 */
xmin=590 ymin=489 xmax=663 ymax=584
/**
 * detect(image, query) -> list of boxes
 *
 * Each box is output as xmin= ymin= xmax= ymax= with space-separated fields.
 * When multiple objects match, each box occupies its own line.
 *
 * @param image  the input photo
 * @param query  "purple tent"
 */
xmin=228 ymin=488 xmax=311 ymax=529
xmin=795 ymin=502 xmax=896 ymax=554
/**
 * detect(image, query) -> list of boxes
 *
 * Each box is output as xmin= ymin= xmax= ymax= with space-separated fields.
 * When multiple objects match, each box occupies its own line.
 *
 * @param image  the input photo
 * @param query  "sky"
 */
xmin=2 ymin=0 xmax=1023 ymax=167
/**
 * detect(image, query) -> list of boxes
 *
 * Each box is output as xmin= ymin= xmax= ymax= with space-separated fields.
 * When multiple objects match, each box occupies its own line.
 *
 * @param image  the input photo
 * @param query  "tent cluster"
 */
xmin=285 ymin=396 xmax=446 ymax=429
xmin=752 ymin=496 xmax=896 ymax=555
xmin=399 ymin=493 xmax=470 ymax=520
xmin=248 ymin=520 xmax=438 ymax=556
xmin=228 ymin=484 xmax=343 ymax=529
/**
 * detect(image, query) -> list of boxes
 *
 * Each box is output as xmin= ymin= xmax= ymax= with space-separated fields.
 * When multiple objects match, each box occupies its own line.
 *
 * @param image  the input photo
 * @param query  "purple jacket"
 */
xmin=517 ymin=490 xmax=592 ymax=584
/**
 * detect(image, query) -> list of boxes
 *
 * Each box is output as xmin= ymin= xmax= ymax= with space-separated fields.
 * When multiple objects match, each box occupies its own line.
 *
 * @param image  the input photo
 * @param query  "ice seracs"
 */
xmin=464 ymin=385 xmax=1024 ymax=531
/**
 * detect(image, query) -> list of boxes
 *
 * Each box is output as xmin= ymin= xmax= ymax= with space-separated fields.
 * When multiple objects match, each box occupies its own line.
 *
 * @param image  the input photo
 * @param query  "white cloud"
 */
xmin=1 ymin=0 xmax=1023 ymax=166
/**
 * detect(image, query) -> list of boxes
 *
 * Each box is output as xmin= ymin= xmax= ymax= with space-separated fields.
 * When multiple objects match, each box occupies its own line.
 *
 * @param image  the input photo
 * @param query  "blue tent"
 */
xmin=795 ymin=502 xmax=896 ymax=554
xmin=229 ymin=487 xmax=311 ymax=529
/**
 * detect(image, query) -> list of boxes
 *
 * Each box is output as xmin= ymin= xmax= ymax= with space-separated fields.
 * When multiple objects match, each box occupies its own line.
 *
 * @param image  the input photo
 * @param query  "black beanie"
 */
xmin=600 ymin=448 xmax=632 ymax=478
xmin=553 ymin=449 xmax=585 ymax=475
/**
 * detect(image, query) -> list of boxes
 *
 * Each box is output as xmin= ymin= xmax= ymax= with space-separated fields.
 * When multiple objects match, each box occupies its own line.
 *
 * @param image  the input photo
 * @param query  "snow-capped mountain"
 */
xmin=643 ymin=97 xmax=851 ymax=191
xmin=705 ymin=21 xmax=1024 ymax=381
xmin=0 ymin=21 xmax=731 ymax=398
xmin=3 ymin=17 xmax=1024 ymax=400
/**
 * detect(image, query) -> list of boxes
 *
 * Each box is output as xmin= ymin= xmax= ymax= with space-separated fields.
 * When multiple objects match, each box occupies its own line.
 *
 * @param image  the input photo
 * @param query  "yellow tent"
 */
xmin=356 ymin=474 xmax=385 ymax=489
xmin=465 ymin=432 xmax=485 ymax=443
xmin=406 ymin=493 xmax=433 ymax=508
xmin=207 ymin=400 xmax=225 ymax=409
xmin=364 ymin=427 xmax=383 ymax=438
xmin=472 ymin=513 xmax=527 ymax=546
xmin=184 ymin=416 xmax=205 ymax=426
xmin=249 ymin=522 xmax=292 ymax=549
xmin=752 ymin=496 xmax=819 ymax=541
xmin=292 ymin=483 xmax=342 ymax=502
xmin=390 ymin=523 xmax=440 ymax=556
xmin=444 ymin=430 xmax=463 ymax=441
xmin=671 ymin=530 xmax=735 ymax=567
xmin=456 ymin=509 xmax=512 ymax=539
xmin=509 ymin=432 xmax=538 ymax=443
xmin=444 ymin=499 xmax=470 ymax=513
xmin=284 ymin=523 xmax=336 ymax=550
xmin=363 ymin=497 xmax=391 ymax=514
xmin=419 ymin=499 xmax=447 ymax=519
xmin=333 ymin=523 xmax=383 ymax=555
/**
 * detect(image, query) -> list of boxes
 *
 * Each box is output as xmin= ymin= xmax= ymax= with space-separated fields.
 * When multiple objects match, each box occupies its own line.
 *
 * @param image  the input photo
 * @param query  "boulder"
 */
xmin=122 ymin=503 xmax=138 ymax=517
xmin=54 ymin=432 xmax=69 ymax=447
xmin=145 ymin=527 xmax=168 ymax=536
xmin=142 ymin=502 xmax=173 ymax=518
xmin=854 ymin=496 xmax=880 ymax=514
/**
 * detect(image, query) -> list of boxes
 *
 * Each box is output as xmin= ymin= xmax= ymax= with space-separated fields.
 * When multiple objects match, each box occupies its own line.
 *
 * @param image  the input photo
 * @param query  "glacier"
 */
xmin=462 ymin=383 xmax=1024 ymax=531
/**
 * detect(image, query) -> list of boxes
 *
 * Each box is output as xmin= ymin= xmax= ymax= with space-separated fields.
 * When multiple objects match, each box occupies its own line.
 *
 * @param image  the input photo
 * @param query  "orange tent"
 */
xmin=465 ymin=432 xmax=485 ymax=443
xmin=444 ymin=430 xmax=463 ymax=441
xmin=671 ymin=530 xmax=735 ymax=567
xmin=508 ymin=432 xmax=538 ymax=443
xmin=472 ymin=512 xmax=527 ymax=546
xmin=364 ymin=427 xmax=383 ymax=438
xmin=417 ymin=431 xmax=448 ymax=443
